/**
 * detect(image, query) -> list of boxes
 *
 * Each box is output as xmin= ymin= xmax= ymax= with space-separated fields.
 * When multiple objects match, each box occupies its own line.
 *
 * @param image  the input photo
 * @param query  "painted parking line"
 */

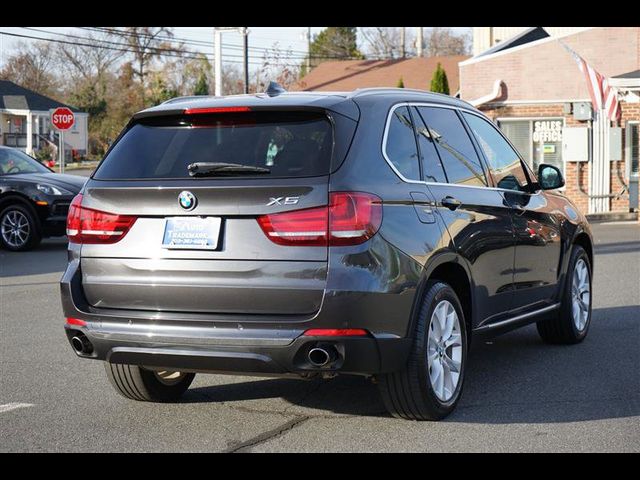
xmin=0 ymin=403 xmax=34 ymax=414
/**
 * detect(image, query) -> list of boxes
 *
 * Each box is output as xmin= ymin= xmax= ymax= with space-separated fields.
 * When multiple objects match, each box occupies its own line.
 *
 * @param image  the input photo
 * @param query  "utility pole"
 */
xmin=214 ymin=28 xmax=222 ymax=96
xmin=242 ymin=27 xmax=249 ymax=94
xmin=401 ymin=27 xmax=406 ymax=58
xmin=417 ymin=27 xmax=423 ymax=57
xmin=306 ymin=27 xmax=311 ymax=73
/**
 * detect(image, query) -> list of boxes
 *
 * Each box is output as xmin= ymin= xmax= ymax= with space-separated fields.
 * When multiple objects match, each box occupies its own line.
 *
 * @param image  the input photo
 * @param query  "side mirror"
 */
xmin=537 ymin=163 xmax=564 ymax=190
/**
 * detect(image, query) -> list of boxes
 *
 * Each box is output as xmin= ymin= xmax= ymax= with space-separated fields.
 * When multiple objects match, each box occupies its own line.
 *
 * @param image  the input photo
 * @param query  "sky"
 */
xmin=0 ymin=26 xmax=471 ymax=73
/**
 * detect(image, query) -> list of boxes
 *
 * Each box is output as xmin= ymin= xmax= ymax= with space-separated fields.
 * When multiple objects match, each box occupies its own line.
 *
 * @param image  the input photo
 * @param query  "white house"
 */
xmin=0 ymin=80 xmax=89 ymax=159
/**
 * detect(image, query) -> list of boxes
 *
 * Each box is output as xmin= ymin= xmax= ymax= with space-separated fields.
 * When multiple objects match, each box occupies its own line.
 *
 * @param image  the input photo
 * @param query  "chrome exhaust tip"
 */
xmin=308 ymin=346 xmax=337 ymax=367
xmin=71 ymin=335 xmax=93 ymax=355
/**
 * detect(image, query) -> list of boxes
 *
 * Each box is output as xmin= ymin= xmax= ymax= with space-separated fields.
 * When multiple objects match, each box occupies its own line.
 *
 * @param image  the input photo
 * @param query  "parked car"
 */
xmin=0 ymin=146 xmax=85 ymax=251
xmin=61 ymin=87 xmax=594 ymax=420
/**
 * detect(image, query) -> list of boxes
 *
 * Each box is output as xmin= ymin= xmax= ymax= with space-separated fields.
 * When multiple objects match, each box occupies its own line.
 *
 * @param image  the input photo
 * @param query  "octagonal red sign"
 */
xmin=51 ymin=107 xmax=75 ymax=130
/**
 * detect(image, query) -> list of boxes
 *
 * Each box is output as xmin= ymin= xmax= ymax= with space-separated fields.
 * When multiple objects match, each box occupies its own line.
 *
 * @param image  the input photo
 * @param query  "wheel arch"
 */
xmin=572 ymin=230 xmax=593 ymax=271
xmin=408 ymin=251 xmax=475 ymax=339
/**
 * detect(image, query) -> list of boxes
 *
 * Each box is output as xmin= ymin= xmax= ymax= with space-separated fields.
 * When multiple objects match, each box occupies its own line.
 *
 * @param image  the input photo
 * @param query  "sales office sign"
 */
xmin=533 ymin=120 xmax=563 ymax=143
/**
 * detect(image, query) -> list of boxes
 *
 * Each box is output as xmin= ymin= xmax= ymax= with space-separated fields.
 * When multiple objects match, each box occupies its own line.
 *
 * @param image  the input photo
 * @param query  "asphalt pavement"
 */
xmin=0 ymin=221 xmax=638 ymax=452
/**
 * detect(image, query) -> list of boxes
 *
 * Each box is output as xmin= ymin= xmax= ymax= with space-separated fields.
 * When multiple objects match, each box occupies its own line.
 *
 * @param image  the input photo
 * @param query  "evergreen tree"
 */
xmin=194 ymin=71 xmax=209 ymax=95
xmin=396 ymin=77 xmax=405 ymax=88
xmin=307 ymin=27 xmax=364 ymax=70
xmin=429 ymin=63 xmax=450 ymax=95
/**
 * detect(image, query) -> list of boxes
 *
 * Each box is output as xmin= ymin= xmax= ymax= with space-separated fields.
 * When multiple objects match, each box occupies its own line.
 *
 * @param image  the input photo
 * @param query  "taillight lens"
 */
xmin=257 ymin=192 xmax=382 ymax=247
xmin=66 ymin=194 xmax=137 ymax=244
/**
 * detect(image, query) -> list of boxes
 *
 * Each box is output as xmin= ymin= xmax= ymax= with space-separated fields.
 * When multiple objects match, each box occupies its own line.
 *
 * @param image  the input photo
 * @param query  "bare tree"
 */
xmin=360 ymin=27 xmax=416 ymax=59
xmin=423 ymin=27 xmax=471 ymax=56
xmin=259 ymin=43 xmax=301 ymax=91
xmin=56 ymin=30 xmax=121 ymax=84
xmin=106 ymin=27 xmax=174 ymax=93
xmin=0 ymin=41 xmax=59 ymax=97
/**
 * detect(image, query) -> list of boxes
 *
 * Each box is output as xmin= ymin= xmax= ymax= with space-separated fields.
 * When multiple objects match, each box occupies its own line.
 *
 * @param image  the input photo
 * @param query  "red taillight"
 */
xmin=303 ymin=329 xmax=368 ymax=337
xmin=184 ymin=106 xmax=251 ymax=114
xmin=66 ymin=194 xmax=137 ymax=244
xmin=257 ymin=205 xmax=328 ymax=246
xmin=66 ymin=317 xmax=87 ymax=326
xmin=257 ymin=192 xmax=382 ymax=247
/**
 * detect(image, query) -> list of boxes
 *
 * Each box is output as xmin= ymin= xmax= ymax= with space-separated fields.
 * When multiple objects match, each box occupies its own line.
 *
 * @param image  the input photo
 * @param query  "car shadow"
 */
xmin=185 ymin=305 xmax=639 ymax=424
xmin=0 ymin=238 xmax=68 ymax=277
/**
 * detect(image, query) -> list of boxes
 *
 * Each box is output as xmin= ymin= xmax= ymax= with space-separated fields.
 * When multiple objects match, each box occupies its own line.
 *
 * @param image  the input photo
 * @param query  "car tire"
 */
xmin=537 ymin=245 xmax=592 ymax=345
xmin=104 ymin=362 xmax=195 ymax=402
xmin=378 ymin=281 xmax=468 ymax=421
xmin=0 ymin=204 xmax=42 ymax=251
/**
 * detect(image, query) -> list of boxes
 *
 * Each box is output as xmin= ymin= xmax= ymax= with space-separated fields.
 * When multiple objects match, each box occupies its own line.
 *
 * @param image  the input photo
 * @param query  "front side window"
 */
xmin=417 ymin=107 xmax=487 ymax=187
xmin=498 ymin=118 xmax=564 ymax=174
xmin=385 ymin=106 xmax=420 ymax=181
xmin=463 ymin=112 xmax=530 ymax=191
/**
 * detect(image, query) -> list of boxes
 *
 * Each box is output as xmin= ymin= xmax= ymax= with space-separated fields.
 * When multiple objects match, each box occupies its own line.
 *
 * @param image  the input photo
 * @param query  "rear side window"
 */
xmin=385 ymin=106 xmax=420 ymax=181
xmin=417 ymin=106 xmax=487 ymax=187
xmin=94 ymin=111 xmax=333 ymax=180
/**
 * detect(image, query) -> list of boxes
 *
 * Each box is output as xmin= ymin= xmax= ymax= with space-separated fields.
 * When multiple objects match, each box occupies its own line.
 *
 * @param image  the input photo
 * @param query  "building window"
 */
xmin=498 ymin=118 xmax=564 ymax=174
xmin=628 ymin=122 xmax=639 ymax=175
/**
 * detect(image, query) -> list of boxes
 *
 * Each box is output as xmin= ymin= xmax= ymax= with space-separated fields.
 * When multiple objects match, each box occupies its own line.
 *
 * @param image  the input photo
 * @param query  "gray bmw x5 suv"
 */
xmin=61 ymin=86 xmax=593 ymax=420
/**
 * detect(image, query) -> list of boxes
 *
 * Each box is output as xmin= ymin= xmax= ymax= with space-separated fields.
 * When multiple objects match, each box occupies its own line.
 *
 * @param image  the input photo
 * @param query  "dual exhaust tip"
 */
xmin=307 ymin=345 xmax=339 ymax=367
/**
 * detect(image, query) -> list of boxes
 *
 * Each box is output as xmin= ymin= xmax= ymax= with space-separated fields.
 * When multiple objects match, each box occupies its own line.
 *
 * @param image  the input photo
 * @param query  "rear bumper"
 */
xmin=61 ymin=258 xmax=412 ymax=376
xmin=63 ymin=320 xmax=410 ymax=376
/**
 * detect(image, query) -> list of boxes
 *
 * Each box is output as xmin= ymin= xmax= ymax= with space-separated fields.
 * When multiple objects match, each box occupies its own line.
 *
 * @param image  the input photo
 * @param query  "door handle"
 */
xmin=441 ymin=196 xmax=462 ymax=211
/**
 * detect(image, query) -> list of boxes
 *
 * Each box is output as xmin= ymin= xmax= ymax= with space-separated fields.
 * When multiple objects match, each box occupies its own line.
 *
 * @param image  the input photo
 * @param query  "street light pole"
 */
xmin=214 ymin=27 xmax=250 ymax=97
xmin=417 ymin=27 xmax=423 ymax=57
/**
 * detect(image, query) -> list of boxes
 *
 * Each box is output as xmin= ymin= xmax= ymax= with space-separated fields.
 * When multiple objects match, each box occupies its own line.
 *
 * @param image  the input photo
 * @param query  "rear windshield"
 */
xmin=93 ymin=111 xmax=333 ymax=180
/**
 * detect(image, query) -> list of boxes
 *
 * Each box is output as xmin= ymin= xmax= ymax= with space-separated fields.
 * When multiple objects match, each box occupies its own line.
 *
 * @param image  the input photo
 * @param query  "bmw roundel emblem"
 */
xmin=178 ymin=191 xmax=197 ymax=211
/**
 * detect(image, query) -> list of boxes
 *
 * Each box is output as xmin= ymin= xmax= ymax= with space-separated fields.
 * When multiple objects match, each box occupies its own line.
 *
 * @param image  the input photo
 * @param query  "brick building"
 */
xmin=460 ymin=27 xmax=640 ymax=216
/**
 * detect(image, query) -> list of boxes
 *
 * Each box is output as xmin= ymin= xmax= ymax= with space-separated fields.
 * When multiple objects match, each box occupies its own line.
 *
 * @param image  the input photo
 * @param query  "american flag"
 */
xmin=560 ymin=41 xmax=621 ymax=122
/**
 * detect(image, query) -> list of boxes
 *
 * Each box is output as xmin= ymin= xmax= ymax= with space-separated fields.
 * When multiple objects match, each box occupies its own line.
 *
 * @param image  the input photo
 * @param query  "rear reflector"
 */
xmin=67 ymin=194 xmax=137 ymax=244
xmin=184 ymin=106 xmax=251 ymax=114
xmin=66 ymin=317 xmax=87 ymax=327
xmin=257 ymin=192 xmax=382 ymax=247
xmin=303 ymin=329 xmax=368 ymax=337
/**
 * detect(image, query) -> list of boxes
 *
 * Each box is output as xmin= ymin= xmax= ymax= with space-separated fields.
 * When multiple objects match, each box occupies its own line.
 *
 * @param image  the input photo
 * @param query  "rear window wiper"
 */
xmin=188 ymin=162 xmax=270 ymax=177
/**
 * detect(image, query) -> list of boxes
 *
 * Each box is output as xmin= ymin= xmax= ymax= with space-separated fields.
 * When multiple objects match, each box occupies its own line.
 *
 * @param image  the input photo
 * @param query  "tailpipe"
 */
xmin=71 ymin=334 xmax=93 ymax=355
xmin=308 ymin=345 xmax=338 ymax=367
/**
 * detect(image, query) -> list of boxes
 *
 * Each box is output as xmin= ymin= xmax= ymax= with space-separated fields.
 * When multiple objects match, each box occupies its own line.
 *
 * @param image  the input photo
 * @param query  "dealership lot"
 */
xmin=0 ymin=221 xmax=638 ymax=452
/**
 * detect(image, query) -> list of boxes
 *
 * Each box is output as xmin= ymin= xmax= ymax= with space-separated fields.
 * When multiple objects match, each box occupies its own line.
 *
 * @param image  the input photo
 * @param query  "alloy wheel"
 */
xmin=571 ymin=258 xmax=591 ymax=331
xmin=427 ymin=300 xmax=463 ymax=402
xmin=1 ymin=210 xmax=30 ymax=249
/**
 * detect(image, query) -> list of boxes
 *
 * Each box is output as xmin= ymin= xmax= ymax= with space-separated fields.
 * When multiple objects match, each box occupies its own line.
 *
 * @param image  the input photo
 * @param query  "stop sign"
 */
xmin=51 ymin=107 xmax=75 ymax=130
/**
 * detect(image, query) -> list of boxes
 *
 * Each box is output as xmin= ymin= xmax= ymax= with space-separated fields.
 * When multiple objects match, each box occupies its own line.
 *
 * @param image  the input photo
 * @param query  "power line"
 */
xmin=84 ymin=26 xmax=315 ymax=56
xmin=81 ymin=26 xmax=367 ymax=61
xmin=3 ymin=29 xmax=272 ymax=67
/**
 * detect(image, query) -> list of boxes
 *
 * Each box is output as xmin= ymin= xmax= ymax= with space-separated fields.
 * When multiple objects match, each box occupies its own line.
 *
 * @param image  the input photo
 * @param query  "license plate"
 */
xmin=162 ymin=217 xmax=221 ymax=250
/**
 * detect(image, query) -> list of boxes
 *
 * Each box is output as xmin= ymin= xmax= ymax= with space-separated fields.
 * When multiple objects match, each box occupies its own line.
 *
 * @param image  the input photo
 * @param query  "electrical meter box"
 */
xmin=563 ymin=127 xmax=590 ymax=162
xmin=610 ymin=127 xmax=622 ymax=161
xmin=573 ymin=102 xmax=592 ymax=121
